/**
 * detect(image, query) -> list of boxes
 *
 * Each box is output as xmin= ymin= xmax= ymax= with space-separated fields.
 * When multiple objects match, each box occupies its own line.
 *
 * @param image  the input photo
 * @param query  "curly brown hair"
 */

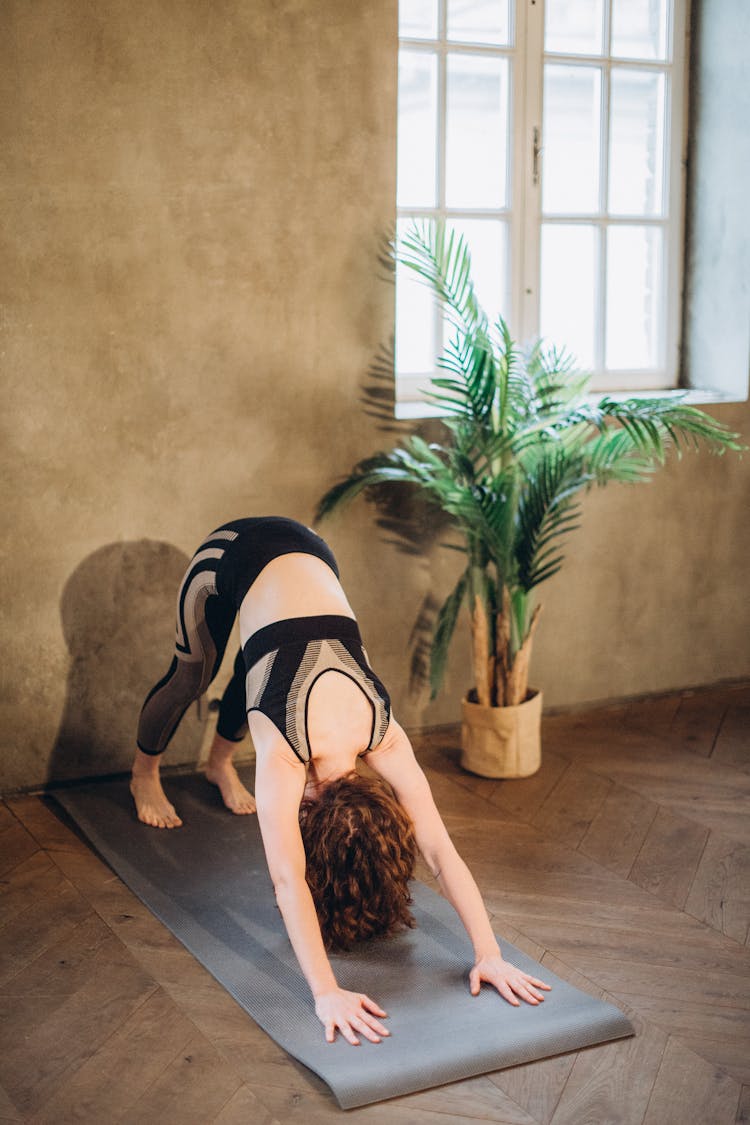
xmin=298 ymin=772 xmax=418 ymax=952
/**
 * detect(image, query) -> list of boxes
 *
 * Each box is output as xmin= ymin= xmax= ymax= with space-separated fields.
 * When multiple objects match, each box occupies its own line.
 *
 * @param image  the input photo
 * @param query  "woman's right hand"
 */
xmin=314 ymin=987 xmax=390 ymax=1045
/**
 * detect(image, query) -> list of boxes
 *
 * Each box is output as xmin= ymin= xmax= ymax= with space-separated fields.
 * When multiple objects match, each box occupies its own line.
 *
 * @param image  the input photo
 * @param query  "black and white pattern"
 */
xmin=244 ymin=617 xmax=391 ymax=764
xmin=136 ymin=521 xmax=376 ymax=761
xmin=137 ymin=528 xmax=241 ymax=755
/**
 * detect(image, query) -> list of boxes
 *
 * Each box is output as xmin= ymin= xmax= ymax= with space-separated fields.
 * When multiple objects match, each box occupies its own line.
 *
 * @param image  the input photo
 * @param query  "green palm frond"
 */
xmin=428 ymin=331 xmax=497 ymax=425
xmin=318 ymin=218 xmax=745 ymax=695
xmin=557 ymin=394 xmax=744 ymax=459
xmin=597 ymin=395 xmax=744 ymax=456
xmin=528 ymin=344 xmax=590 ymax=418
xmin=470 ymin=428 xmax=517 ymax=479
xmin=581 ymin=428 xmax=658 ymax=485
xmin=316 ymin=444 xmax=448 ymax=521
xmin=491 ymin=317 xmax=513 ymax=431
xmin=397 ymin=220 xmax=489 ymax=340
xmin=515 ymin=446 xmax=586 ymax=591
xmin=315 ymin=453 xmax=408 ymax=519
xmin=429 ymin=567 xmax=470 ymax=699
xmin=456 ymin=469 xmax=517 ymax=581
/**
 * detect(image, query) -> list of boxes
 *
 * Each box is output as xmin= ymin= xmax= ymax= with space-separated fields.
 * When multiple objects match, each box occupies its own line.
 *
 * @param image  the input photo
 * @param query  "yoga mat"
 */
xmin=55 ymin=773 xmax=633 ymax=1109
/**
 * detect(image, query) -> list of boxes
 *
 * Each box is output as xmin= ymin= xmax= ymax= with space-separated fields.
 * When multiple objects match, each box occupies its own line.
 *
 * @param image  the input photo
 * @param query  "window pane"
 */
xmin=542 ymin=65 xmax=601 ymax=214
xmin=545 ymin=0 xmax=604 ymax=55
xmin=446 ymin=55 xmax=509 ymax=208
xmin=446 ymin=219 xmax=508 ymax=323
xmin=396 ymin=263 xmax=436 ymax=375
xmin=399 ymin=0 xmax=438 ymax=39
xmin=540 ymin=224 xmax=597 ymax=368
xmin=447 ymin=0 xmax=510 ymax=46
xmin=398 ymin=51 xmax=438 ymax=208
xmin=609 ymin=69 xmax=666 ymax=215
xmin=611 ymin=0 xmax=669 ymax=61
xmin=606 ymin=226 xmax=663 ymax=368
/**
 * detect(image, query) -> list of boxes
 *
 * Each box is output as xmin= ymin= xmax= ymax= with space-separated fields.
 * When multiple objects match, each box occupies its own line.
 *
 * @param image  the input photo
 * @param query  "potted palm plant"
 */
xmin=316 ymin=221 xmax=743 ymax=778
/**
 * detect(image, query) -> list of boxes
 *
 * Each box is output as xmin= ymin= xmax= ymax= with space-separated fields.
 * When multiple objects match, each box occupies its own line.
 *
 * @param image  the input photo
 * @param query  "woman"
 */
xmin=133 ymin=516 xmax=550 ymax=1046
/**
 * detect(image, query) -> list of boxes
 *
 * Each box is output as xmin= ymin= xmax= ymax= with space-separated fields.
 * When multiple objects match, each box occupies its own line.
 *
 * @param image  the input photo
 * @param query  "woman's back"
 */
xmin=238 ymin=552 xmax=371 ymax=764
xmin=238 ymin=552 xmax=357 ymax=644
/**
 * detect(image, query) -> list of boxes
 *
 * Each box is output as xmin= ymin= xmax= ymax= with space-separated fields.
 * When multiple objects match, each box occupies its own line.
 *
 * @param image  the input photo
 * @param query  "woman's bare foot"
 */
xmin=205 ymin=759 xmax=257 ymax=815
xmin=130 ymin=751 xmax=182 ymax=828
xmin=204 ymin=732 xmax=256 ymax=815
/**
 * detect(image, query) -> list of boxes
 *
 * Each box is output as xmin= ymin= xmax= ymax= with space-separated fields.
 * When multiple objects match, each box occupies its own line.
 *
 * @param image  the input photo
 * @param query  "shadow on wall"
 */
xmin=48 ymin=539 xmax=203 ymax=785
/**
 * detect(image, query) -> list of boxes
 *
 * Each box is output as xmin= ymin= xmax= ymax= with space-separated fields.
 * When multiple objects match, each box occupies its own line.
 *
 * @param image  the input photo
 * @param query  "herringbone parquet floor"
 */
xmin=1 ymin=681 xmax=748 ymax=1123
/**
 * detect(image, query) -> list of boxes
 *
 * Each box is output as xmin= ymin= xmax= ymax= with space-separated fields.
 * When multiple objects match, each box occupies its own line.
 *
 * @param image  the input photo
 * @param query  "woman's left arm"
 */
xmin=367 ymin=718 xmax=550 ymax=1007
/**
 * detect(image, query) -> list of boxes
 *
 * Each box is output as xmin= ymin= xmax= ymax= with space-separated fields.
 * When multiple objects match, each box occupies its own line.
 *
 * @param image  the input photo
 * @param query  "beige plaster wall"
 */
xmin=1 ymin=1 xmax=748 ymax=792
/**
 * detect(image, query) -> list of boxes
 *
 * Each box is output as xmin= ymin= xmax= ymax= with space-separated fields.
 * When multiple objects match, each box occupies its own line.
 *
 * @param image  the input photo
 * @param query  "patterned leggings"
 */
xmin=136 ymin=528 xmax=247 ymax=755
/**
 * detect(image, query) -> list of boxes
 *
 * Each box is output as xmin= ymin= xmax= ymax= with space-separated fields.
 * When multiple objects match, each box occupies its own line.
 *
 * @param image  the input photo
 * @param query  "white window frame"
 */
xmin=395 ymin=0 xmax=690 ymax=408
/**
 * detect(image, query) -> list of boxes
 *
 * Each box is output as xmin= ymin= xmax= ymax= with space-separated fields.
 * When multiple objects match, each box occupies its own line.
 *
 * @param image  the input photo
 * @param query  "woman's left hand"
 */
xmin=469 ymin=954 xmax=551 ymax=1006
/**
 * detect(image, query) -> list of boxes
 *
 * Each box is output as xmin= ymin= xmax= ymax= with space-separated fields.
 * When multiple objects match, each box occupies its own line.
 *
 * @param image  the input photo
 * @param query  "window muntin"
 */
xmin=396 ymin=0 xmax=516 ymax=403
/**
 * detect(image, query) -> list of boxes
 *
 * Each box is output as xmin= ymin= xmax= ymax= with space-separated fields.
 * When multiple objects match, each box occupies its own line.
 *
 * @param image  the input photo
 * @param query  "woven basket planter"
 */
xmin=460 ymin=689 xmax=542 ymax=778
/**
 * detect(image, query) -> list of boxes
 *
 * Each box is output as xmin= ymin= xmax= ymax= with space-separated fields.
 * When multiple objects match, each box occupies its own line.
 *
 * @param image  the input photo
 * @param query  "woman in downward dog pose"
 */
xmin=134 ymin=516 xmax=550 ymax=1045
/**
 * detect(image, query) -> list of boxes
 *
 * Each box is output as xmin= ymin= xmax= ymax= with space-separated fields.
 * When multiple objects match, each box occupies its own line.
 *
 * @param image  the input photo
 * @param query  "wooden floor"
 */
xmin=1 ymin=683 xmax=749 ymax=1124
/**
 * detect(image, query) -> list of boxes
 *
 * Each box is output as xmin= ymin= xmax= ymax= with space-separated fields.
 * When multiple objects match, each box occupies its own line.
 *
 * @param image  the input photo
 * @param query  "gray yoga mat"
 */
xmin=55 ymin=773 xmax=633 ymax=1109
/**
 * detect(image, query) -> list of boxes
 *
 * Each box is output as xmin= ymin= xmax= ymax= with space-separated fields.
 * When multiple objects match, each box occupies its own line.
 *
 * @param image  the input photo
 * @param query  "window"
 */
xmin=396 ymin=0 xmax=689 ymax=407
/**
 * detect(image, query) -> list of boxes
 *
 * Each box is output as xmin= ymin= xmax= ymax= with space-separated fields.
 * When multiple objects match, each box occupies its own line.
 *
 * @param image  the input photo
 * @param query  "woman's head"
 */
xmin=298 ymin=772 xmax=417 ymax=952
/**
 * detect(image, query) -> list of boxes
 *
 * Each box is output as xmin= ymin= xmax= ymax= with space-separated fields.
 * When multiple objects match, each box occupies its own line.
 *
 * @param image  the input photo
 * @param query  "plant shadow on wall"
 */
xmin=48 ymin=540 xmax=202 ymax=785
xmin=318 ymin=221 xmax=745 ymax=779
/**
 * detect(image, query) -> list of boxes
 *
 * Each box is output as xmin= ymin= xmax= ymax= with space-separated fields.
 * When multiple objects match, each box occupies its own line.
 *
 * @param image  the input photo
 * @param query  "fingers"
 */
xmin=334 ymin=1018 xmax=383 ymax=1047
xmin=325 ymin=1020 xmax=360 ymax=1046
xmin=360 ymin=1014 xmax=390 ymax=1039
xmin=357 ymin=996 xmax=389 ymax=1040
xmin=515 ymin=973 xmax=550 ymax=1003
xmin=472 ymin=958 xmax=552 ymax=1007
xmin=497 ymin=981 xmax=521 ymax=1007
xmin=348 ymin=998 xmax=390 ymax=1043
xmin=322 ymin=995 xmax=390 ymax=1047
xmin=360 ymin=994 xmax=387 ymax=1018
xmin=352 ymin=1017 xmax=383 ymax=1044
xmin=514 ymin=982 xmax=542 ymax=1005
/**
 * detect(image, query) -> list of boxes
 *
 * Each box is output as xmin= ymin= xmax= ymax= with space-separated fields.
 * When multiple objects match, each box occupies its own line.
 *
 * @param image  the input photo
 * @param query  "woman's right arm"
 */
xmin=253 ymin=742 xmax=389 ymax=1045
xmin=367 ymin=719 xmax=550 ymax=1007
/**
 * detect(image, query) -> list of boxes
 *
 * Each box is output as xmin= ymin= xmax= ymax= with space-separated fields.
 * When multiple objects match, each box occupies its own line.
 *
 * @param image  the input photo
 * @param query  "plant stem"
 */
xmin=495 ymin=585 xmax=511 ymax=706
xmin=510 ymin=589 xmax=529 ymax=657
xmin=469 ymin=563 xmax=493 ymax=706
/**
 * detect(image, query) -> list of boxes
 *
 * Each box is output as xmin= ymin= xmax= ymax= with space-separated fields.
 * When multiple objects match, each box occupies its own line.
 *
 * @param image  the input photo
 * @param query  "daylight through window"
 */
xmin=396 ymin=0 xmax=688 ymax=407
